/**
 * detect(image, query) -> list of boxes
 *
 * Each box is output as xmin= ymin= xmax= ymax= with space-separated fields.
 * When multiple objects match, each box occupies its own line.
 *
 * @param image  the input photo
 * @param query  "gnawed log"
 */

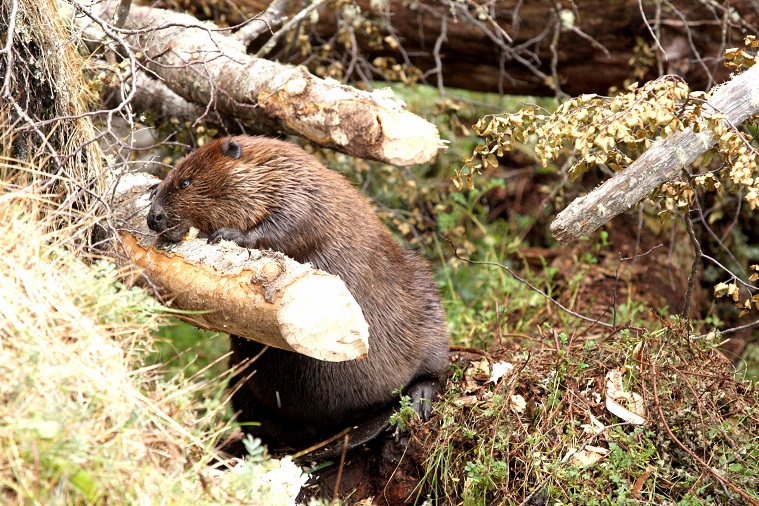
xmin=111 ymin=173 xmax=369 ymax=362
xmin=551 ymin=64 xmax=759 ymax=243
xmin=68 ymin=1 xmax=444 ymax=166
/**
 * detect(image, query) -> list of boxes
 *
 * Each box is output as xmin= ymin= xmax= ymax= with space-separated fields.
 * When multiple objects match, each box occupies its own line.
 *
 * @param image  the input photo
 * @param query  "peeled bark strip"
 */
xmin=74 ymin=2 xmax=444 ymax=165
xmin=551 ymin=64 xmax=759 ymax=243
xmin=111 ymin=173 xmax=369 ymax=362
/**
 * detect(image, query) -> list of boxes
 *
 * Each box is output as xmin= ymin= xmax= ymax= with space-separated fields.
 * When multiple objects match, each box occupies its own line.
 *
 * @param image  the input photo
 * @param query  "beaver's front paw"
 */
xmin=208 ymin=228 xmax=247 ymax=247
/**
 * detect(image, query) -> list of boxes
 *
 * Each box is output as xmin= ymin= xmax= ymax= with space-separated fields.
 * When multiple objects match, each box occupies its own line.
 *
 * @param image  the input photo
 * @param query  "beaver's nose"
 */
xmin=147 ymin=203 xmax=167 ymax=232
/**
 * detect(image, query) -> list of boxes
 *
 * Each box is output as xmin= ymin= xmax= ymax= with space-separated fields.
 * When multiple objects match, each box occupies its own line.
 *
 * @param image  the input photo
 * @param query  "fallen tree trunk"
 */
xmin=111 ymin=173 xmax=369 ymax=362
xmin=551 ymin=64 xmax=759 ymax=243
xmin=191 ymin=0 xmax=759 ymax=96
xmin=68 ymin=1 xmax=444 ymax=166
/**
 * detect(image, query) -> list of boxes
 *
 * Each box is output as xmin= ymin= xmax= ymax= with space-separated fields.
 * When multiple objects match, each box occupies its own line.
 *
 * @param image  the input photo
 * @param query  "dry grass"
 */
xmin=2 ymin=0 xmax=105 ymax=221
xmin=0 ymin=149 xmax=310 ymax=504
xmin=416 ymin=322 xmax=759 ymax=505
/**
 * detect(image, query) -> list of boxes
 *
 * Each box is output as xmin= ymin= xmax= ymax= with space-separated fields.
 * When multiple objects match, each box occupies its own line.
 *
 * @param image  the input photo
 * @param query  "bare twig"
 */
xmin=613 ymin=244 xmax=665 ymax=327
xmin=682 ymin=206 xmax=702 ymax=318
xmin=441 ymin=236 xmax=618 ymax=330
xmin=703 ymin=317 xmax=759 ymax=337
xmin=233 ymin=0 xmax=289 ymax=46
xmin=660 ymin=0 xmax=716 ymax=89
xmin=256 ymin=0 xmax=328 ymax=58
xmin=427 ymin=13 xmax=448 ymax=97
xmin=331 ymin=433 xmax=350 ymax=505
xmin=701 ymin=254 xmax=759 ymax=292
xmin=651 ymin=364 xmax=759 ymax=506
xmin=691 ymin=186 xmax=748 ymax=279
xmin=638 ymin=0 xmax=666 ymax=57
xmin=0 ymin=0 xmax=19 ymax=98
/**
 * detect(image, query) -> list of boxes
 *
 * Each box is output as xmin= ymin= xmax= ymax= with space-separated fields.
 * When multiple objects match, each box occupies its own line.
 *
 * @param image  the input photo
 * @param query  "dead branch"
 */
xmin=290 ymin=0 xmax=756 ymax=96
xmin=252 ymin=0 xmax=325 ymax=57
xmin=651 ymin=363 xmax=759 ymax=506
xmin=551 ymin=63 xmax=759 ymax=243
xmin=131 ymin=71 xmax=205 ymax=121
xmin=69 ymin=1 xmax=445 ymax=166
xmin=111 ymin=173 xmax=369 ymax=362
xmin=232 ymin=0 xmax=288 ymax=46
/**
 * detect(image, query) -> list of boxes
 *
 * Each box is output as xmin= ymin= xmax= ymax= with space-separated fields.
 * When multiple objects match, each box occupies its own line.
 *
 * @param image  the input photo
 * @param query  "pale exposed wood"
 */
xmin=551 ymin=64 xmax=759 ymax=243
xmin=110 ymin=173 xmax=369 ymax=362
xmin=71 ymin=2 xmax=444 ymax=166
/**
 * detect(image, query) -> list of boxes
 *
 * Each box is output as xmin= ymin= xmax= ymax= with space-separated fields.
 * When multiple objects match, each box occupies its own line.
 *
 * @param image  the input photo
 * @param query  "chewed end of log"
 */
xmin=291 ymin=329 xmax=370 ymax=362
xmin=277 ymin=274 xmax=370 ymax=362
xmin=377 ymin=109 xmax=446 ymax=165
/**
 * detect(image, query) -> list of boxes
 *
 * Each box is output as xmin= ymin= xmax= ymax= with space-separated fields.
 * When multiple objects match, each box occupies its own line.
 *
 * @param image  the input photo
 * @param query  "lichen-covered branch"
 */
xmin=551 ymin=64 xmax=759 ymax=243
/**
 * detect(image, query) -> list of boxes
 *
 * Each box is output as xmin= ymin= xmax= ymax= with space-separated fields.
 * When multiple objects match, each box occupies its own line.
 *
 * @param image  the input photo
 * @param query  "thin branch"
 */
xmin=638 ymin=0 xmax=667 ymax=56
xmin=233 ymin=0 xmax=289 ymax=46
xmin=701 ymin=254 xmax=759 ymax=292
xmin=0 ymin=0 xmax=19 ymax=98
xmin=682 ymin=206 xmax=702 ymax=318
xmin=547 ymin=8 xmax=565 ymax=99
xmin=429 ymin=13 xmax=447 ymax=97
xmin=660 ymin=0 xmax=717 ymax=89
xmin=441 ymin=236 xmax=618 ymax=330
xmin=614 ymin=244 xmax=665 ymax=327
xmin=256 ymin=0 xmax=328 ymax=58
xmin=703 ymin=317 xmax=759 ymax=337
xmin=690 ymin=184 xmax=748 ymax=280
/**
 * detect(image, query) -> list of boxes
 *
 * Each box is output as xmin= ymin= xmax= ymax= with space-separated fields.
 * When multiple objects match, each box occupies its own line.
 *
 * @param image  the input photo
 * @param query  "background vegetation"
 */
xmin=1 ymin=0 xmax=758 ymax=504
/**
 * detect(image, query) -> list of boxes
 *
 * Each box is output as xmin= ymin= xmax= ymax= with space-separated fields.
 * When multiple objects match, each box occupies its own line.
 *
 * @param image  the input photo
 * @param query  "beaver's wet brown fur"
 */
xmin=147 ymin=135 xmax=449 ymax=452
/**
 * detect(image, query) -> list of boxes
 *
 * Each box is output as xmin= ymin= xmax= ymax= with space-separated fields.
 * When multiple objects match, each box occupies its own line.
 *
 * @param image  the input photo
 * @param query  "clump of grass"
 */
xmin=416 ymin=320 xmax=759 ymax=505
xmin=0 ymin=163 xmax=310 ymax=503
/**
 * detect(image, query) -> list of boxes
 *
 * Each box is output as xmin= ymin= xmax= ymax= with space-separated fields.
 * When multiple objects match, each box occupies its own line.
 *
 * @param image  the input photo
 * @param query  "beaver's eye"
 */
xmin=179 ymin=179 xmax=191 ymax=189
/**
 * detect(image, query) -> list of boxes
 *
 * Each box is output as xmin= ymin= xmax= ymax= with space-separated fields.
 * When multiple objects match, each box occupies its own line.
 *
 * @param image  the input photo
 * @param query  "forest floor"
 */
xmin=2 ymin=86 xmax=757 ymax=505
xmin=297 ymin=168 xmax=759 ymax=505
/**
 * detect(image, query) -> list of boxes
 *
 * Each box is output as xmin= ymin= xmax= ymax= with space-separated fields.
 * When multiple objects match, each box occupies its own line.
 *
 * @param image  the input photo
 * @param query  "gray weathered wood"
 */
xmin=551 ymin=64 xmax=759 ymax=243
xmin=68 ymin=2 xmax=444 ymax=166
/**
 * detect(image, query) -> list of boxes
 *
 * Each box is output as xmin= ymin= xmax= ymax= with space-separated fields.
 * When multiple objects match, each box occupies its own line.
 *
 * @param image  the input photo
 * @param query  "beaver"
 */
xmin=146 ymin=135 xmax=450 ymax=454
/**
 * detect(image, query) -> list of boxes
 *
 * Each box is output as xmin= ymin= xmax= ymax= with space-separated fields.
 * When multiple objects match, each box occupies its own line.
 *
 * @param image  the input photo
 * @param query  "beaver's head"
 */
xmin=147 ymin=136 xmax=288 ymax=242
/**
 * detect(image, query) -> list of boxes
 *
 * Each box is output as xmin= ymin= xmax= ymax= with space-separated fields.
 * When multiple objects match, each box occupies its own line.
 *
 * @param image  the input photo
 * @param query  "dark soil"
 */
xmin=296 ymin=428 xmax=430 ymax=505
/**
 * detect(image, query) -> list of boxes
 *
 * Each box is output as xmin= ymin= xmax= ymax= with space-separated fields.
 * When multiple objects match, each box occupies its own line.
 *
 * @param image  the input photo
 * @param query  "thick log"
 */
xmin=200 ymin=0 xmax=759 ymax=96
xmin=69 ymin=1 xmax=444 ymax=165
xmin=550 ymin=64 xmax=759 ymax=243
xmin=111 ymin=173 xmax=369 ymax=362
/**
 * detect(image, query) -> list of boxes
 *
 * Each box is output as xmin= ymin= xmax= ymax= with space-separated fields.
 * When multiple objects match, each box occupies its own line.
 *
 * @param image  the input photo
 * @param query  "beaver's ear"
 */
xmin=220 ymin=139 xmax=242 ymax=160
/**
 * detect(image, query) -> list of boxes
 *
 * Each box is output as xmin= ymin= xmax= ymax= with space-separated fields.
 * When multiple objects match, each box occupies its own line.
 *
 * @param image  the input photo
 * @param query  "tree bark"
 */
xmin=209 ymin=0 xmax=759 ymax=96
xmin=111 ymin=173 xmax=369 ymax=362
xmin=550 ymin=63 xmax=759 ymax=243
xmin=69 ymin=1 xmax=444 ymax=165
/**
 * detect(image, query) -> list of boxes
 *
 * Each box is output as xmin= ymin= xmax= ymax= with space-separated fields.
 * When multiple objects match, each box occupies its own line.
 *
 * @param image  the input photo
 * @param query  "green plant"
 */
xmin=390 ymin=389 xmax=418 ymax=430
